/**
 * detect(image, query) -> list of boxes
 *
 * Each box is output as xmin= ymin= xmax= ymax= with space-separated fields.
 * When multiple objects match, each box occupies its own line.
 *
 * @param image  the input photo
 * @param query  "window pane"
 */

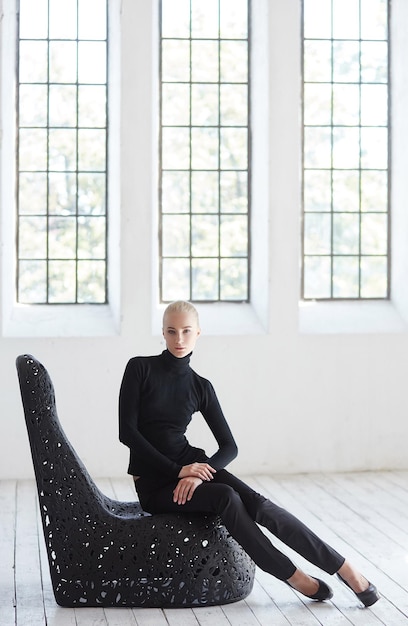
xmin=162 ymin=40 xmax=190 ymax=81
xmin=162 ymin=84 xmax=191 ymax=126
xmin=333 ymin=257 xmax=359 ymax=298
xmin=304 ymin=256 xmax=331 ymax=298
xmin=220 ymin=41 xmax=248 ymax=82
xmin=78 ymin=42 xmax=107 ymax=84
xmin=49 ymin=0 xmax=77 ymax=38
xmin=220 ymin=171 xmax=248 ymax=213
xmin=162 ymin=128 xmax=190 ymax=169
xmin=191 ymin=0 xmax=219 ymax=38
xmin=49 ymin=42 xmax=77 ymax=83
xmin=19 ymin=85 xmax=48 ymax=126
xmin=162 ymin=0 xmax=190 ymax=37
xmin=191 ymin=84 xmax=219 ymax=125
xmin=19 ymin=173 xmax=47 ymax=215
xmin=162 ymin=258 xmax=190 ymax=301
xmin=78 ymin=86 xmax=107 ymax=127
xmin=191 ymin=172 xmax=219 ymax=213
xmin=78 ymin=129 xmax=106 ymax=171
xmin=18 ymin=261 xmax=47 ymax=303
xmin=191 ymin=128 xmax=219 ymax=169
xmin=162 ymin=172 xmax=190 ymax=213
xmin=19 ymin=0 xmax=48 ymax=39
xmin=78 ymin=174 xmax=106 ymax=215
xmin=192 ymin=259 xmax=219 ymax=300
xmin=48 ymin=217 xmax=77 ymax=259
xmin=19 ymin=129 xmax=48 ymax=171
xmin=220 ymin=85 xmax=248 ymax=126
xmin=304 ymin=170 xmax=331 ymax=212
xmin=333 ymin=214 xmax=360 ymax=254
xmin=19 ymin=217 xmax=47 ymax=259
xmin=220 ymin=216 xmax=248 ymax=257
xmin=332 ymin=171 xmax=360 ymax=213
xmin=19 ymin=42 xmax=48 ymax=82
xmin=360 ymin=257 xmax=387 ymax=297
xmin=304 ymin=214 xmax=331 ymax=255
xmin=220 ymin=128 xmax=247 ymax=169
xmin=160 ymin=0 xmax=250 ymax=303
xmin=78 ymin=0 xmax=107 ymax=39
xmin=17 ymin=0 xmax=108 ymax=304
xmin=191 ymin=41 xmax=219 ymax=82
xmin=77 ymin=261 xmax=106 ymax=303
xmin=78 ymin=217 xmax=106 ymax=259
xmin=304 ymin=0 xmax=332 ymax=39
xmin=49 ymin=129 xmax=77 ymax=171
xmin=220 ymin=258 xmax=248 ymax=300
xmin=220 ymin=0 xmax=248 ymax=38
xmin=162 ymin=215 xmax=190 ymax=256
xmin=49 ymin=85 xmax=77 ymax=127
xmin=192 ymin=216 xmax=219 ymax=257
xmin=48 ymin=261 xmax=77 ymax=303
xmin=49 ymin=173 xmax=77 ymax=215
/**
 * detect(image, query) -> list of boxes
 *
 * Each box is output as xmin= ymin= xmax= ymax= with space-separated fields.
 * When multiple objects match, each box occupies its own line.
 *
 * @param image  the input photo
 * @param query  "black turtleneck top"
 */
xmin=119 ymin=350 xmax=238 ymax=479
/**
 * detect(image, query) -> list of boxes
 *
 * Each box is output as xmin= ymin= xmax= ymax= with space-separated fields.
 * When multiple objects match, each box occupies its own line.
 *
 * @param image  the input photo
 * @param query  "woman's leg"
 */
xmin=210 ymin=471 xmax=379 ymax=605
xmin=212 ymin=470 xmax=345 ymax=575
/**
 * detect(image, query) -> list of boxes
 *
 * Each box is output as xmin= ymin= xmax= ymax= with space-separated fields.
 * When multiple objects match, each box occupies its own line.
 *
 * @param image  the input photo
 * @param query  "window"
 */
xmin=302 ymin=0 xmax=389 ymax=300
xmin=159 ymin=0 xmax=250 ymax=303
xmin=17 ymin=0 xmax=108 ymax=304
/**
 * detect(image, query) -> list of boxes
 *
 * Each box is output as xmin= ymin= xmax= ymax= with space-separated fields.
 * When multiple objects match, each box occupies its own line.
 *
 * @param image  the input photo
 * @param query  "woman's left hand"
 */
xmin=173 ymin=476 xmax=203 ymax=505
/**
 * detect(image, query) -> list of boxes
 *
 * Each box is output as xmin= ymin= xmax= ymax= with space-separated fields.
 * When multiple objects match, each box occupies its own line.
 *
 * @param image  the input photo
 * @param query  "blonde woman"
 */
xmin=119 ymin=301 xmax=379 ymax=607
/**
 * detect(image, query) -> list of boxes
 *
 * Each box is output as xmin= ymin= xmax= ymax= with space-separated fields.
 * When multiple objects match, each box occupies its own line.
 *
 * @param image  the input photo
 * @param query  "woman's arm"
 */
xmin=200 ymin=381 xmax=238 ymax=470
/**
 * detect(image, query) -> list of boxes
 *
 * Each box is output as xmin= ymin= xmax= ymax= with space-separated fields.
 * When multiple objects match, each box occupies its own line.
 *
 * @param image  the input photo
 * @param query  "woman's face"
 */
xmin=163 ymin=310 xmax=201 ymax=358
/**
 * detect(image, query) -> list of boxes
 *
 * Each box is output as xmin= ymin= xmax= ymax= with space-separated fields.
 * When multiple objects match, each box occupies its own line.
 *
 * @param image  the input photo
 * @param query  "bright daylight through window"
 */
xmin=302 ymin=0 xmax=389 ymax=300
xmin=159 ymin=0 xmax=250 ymax=303
xmin=17 ymin=0 xmax=108 ymax=304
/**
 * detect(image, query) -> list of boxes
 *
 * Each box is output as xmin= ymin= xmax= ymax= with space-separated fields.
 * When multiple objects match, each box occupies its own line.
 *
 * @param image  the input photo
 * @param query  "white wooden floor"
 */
xmin=1 ymin=471 xmax=407 ymax=626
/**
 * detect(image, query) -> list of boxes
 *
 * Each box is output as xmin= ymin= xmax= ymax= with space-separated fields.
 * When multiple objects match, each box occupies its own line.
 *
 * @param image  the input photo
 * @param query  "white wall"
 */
xmin=1 ymin=0 xmax=408 ymax=482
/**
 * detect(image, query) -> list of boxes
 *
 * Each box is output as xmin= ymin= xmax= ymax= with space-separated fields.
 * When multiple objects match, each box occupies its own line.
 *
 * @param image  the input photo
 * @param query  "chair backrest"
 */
xmin=16 ymin=354 xmax=105 ymax=507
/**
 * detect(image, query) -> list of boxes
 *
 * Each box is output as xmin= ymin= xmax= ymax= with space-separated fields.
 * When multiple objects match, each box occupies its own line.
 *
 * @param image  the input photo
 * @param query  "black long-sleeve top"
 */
xmin=119 ymin=349 xmax=238 ymax=479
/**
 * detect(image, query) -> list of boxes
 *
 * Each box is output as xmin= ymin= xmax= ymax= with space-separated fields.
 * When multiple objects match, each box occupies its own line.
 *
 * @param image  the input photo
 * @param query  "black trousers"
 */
xmin=135 ymin=469 xmax=345 ymax=581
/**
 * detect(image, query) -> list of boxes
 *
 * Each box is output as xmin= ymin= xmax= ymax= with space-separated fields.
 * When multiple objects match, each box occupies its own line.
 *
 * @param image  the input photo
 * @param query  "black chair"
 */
xmin=16 ymin=354 xmax=255 ymax=608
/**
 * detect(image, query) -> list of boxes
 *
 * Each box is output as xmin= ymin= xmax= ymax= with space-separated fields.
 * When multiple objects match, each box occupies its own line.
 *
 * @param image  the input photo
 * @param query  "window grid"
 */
xmin=302 ymin=0 xmax=390 ymax=300
xmin=17 ymin=0 xmax=108 ymax=304
xmin=159 ymin=0 xmax=251 ymax=303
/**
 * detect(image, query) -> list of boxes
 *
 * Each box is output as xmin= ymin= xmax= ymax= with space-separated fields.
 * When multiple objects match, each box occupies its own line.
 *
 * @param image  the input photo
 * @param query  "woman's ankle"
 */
xmin=287 ymin=569 xmax=319 ymax=595
xmin=337 ymin=560 xmax=369 ymax=593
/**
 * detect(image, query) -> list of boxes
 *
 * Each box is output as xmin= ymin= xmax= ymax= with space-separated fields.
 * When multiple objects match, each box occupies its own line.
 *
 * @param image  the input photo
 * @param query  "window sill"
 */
xmin=2 ymin=304 xmax=120 ymax=337
xmin=299 ymin=300 xmax=408 ymax=334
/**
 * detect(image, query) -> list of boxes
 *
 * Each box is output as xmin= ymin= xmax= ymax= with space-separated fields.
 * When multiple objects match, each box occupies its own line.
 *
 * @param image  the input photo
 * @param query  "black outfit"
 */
xmin=119 ymin=349 xmax=344 ymax=581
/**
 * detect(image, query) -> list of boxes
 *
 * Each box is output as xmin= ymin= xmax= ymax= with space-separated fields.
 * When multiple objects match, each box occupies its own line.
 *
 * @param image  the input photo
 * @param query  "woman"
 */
xmin=119 ymin=300 xmax=379 ymax=607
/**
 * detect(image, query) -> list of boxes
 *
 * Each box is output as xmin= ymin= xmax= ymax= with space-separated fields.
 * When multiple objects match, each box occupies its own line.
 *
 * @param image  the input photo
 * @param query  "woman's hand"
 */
xmin=173 ymin=476 xmax=203 ymax=505
xmin=178 ymin=462 xmax=216 ymax=482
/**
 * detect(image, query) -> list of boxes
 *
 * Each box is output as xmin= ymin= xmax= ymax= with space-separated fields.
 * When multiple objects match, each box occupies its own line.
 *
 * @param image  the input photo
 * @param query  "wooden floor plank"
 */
xmin=14 ymin=480 xmax=46 ymax=626
xmin=5 ymin=472 xmax=408 ymax=626
xmin=0 ymin=480 xmax=17 ymax=626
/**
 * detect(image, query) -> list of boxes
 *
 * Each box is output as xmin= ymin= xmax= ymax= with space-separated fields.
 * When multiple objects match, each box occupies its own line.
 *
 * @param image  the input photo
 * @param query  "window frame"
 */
xmin=158 ymin=0 xmax=252 ymax=305
xmin=301 ymin=0 xmax=391 ymax=302
xmin=0 ymin=0 xmax=121 ymax=337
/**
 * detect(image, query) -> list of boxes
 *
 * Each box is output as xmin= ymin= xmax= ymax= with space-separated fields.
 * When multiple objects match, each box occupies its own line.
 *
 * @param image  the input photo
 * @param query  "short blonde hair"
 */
xmin=163 ymin=300 xmax=200 ymax=327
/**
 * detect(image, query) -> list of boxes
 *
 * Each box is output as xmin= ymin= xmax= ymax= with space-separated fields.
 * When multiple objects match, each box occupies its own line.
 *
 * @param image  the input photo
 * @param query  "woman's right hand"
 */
xmin=178 ymin=462 xmax=216 ymax=481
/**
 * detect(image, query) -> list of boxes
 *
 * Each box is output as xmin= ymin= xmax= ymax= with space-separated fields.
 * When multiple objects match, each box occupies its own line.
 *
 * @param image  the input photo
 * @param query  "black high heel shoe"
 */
xmin=336 ymin=573 xmax=380 ymax=607
xmin=286 ymin=577 xmax=333 ymax=601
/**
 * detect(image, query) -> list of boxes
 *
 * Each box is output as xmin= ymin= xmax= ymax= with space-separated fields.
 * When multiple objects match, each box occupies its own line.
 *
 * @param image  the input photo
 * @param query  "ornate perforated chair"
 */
xmin=16 ymin=354 xmax=255 ymax=608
